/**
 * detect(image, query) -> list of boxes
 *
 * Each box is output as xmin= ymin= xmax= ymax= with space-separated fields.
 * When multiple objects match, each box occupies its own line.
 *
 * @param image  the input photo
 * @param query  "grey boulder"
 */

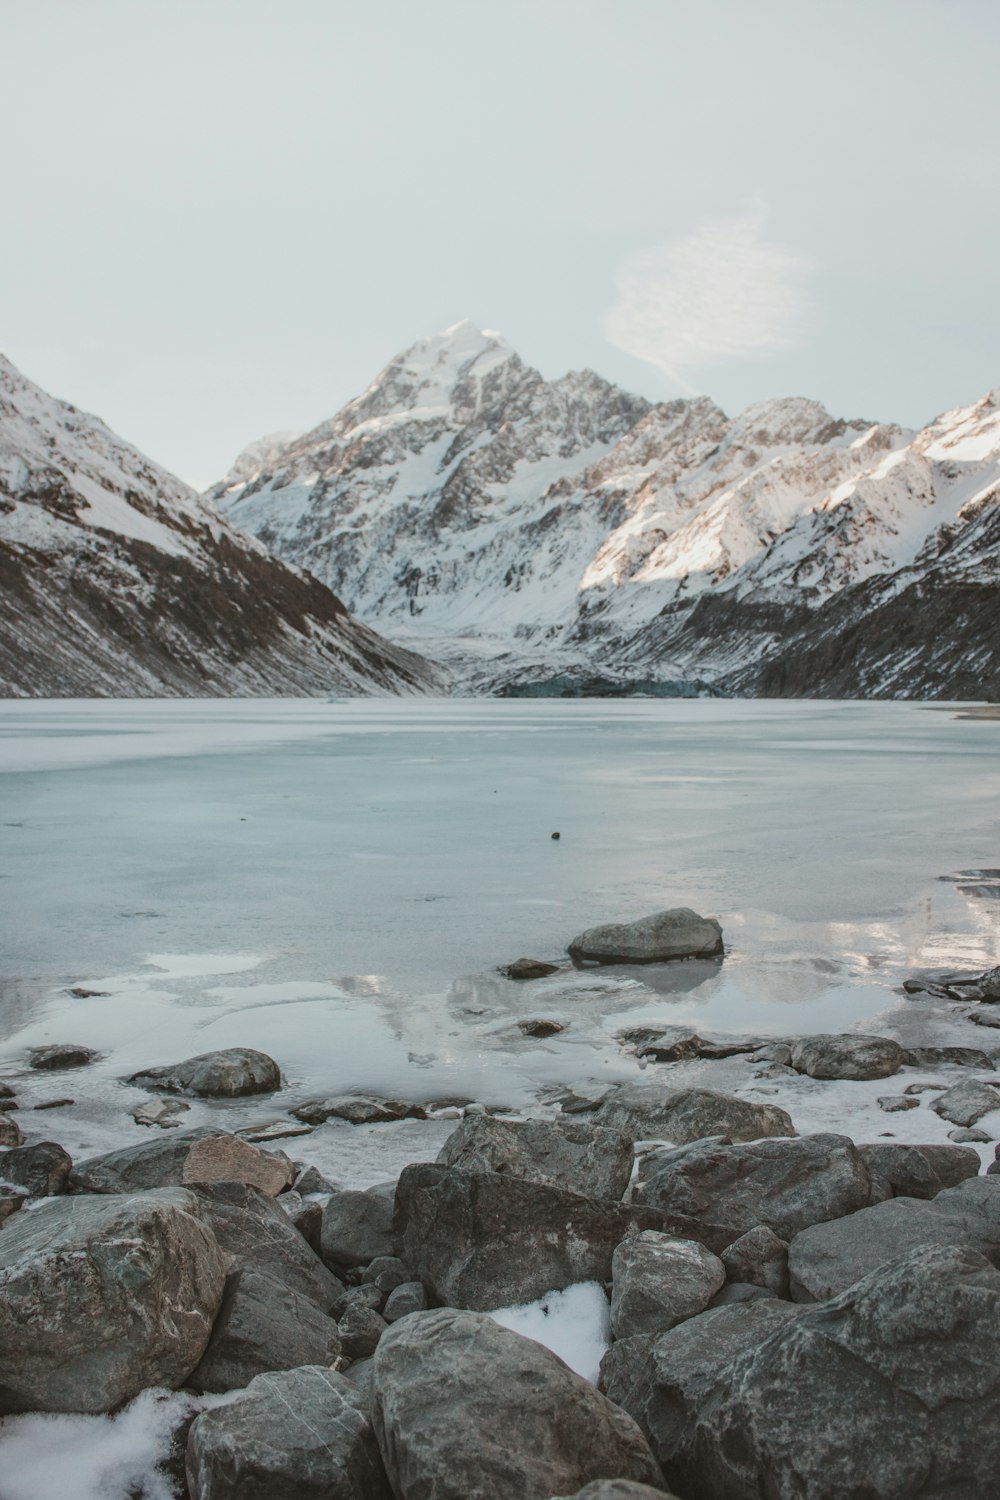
xmin=568 ymin=908 xmax=723 ymax=965
xmin=129 ymin=1046 xmax=280 ymax=1097
xmin=293 ymin=1094 xmax=424 ymax=1125
xmin=395 ymin=1163 xmax=723 ymax=1310
xmin=384 ymin=1281 xmax=428 ymax=1322
xmin=437 ymin=1114 xmax=634 ymax=1200
xmin=788 ymin=1033 xmax=903 ymax=1080
xmin=595 ymin=1083 xmax=793 ymax=1144
xmin=188 ymin=1180 xmax=344 ymax=1312
xmin=73 ymin=1127 xmax=294 ymax=1196
xmin=633 ymin=1132 xmax=869 ymax=1241
xmin=788 ymin=1176 xmax=1000 ymax=1301
xmin=931 ymin=1080 xmax=1000 ymax=1127
xmin=321 ymin=1182 xmax=397 ymax=1269
xmin=28 ymin=1043 xmax=97 ymax=1070
xmin=611 ymin=1229 xmax=725 ymax=1338
xmin=372 ymin=1308 xmax=664 ymax=1500
xmin=671 ymin=1245 xmax=1000 ymax=1500
xmin=551 ymin=1486 xmax=678 ymax=1500
xmin=187 ymin=1364 xmax=391 ymax=1500
xmin=859 ymin=1142 xmax=981 ymax=1202
xmin=188 ymin=1268 xmax=342 ymax=1393
xmin=0 ymin=1188 xmax=226 ymax=1413
xmin=0 ymin=1141 xmax=72 ymax=1197
xmin=720 ymin=1225 xmax=790 ymax=1296
xmin=340 ymin=1302 xmax=388 ymax=1358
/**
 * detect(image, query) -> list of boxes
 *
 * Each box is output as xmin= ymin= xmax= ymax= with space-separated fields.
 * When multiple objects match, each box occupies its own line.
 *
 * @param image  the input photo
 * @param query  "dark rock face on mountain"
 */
xmin=211 ymin=323 xmax=1000 ymax=699
xmin=0 ymin=354 xmax=438 ymax=697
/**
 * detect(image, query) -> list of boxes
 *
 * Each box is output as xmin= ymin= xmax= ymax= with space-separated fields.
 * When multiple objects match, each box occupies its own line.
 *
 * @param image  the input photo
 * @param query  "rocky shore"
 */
xmin=2 ymin=911 xmax=1000 ymax=1498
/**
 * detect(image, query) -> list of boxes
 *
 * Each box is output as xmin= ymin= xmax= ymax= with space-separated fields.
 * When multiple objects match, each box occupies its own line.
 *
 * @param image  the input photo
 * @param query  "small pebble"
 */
xmin=551 ymin=831 xmax=560 ymax=840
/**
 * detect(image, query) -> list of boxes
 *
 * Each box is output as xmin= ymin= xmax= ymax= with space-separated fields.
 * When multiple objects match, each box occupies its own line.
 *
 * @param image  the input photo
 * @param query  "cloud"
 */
xmin=605 ymin=210 xmax=813 ymax=392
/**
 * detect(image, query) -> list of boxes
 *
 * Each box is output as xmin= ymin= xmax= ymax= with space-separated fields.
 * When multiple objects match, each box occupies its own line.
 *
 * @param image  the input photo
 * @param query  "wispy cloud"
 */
xmin=605 ymin=209 xmax=813 ymax=392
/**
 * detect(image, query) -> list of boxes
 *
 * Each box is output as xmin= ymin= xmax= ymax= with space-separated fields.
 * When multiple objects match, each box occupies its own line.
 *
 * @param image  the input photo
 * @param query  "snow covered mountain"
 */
xmin=0 ymin=356 xmax=437 ymax=697
xmin=212 ymin=323 xmax=1000 ymax=699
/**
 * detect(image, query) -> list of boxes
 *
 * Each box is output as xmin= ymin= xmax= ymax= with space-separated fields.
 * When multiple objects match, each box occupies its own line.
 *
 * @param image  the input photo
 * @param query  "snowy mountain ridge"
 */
xmin=211 ymin=322 xmax=1000 ymax=696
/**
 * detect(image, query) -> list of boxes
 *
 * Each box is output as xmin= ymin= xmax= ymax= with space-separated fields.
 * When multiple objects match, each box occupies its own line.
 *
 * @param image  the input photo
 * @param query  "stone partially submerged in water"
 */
xmin=567 ymin=908 xmax=723 ymax=965
xmin=129 ymin=1046 xmax=280 ymax=1098
xmin=595 ymin=1083 xmax=794 ymax=1145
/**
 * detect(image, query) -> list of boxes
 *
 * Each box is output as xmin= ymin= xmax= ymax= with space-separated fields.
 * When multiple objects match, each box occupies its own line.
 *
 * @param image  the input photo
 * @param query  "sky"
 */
xmin=2 ymin=0 xmax=999 ymax=487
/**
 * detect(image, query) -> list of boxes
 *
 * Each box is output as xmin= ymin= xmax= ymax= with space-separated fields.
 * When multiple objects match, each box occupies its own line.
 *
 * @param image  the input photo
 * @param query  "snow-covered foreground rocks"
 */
xmin=371 ymin=1309 xmax=664 ymax=1500
xmin=0 ymin=1189 xmax=226 ymax=1413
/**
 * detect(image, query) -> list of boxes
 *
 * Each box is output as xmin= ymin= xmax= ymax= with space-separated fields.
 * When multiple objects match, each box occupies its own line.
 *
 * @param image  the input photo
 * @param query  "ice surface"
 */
xmin=488 ymin=1281 xmax=611 ymax=1384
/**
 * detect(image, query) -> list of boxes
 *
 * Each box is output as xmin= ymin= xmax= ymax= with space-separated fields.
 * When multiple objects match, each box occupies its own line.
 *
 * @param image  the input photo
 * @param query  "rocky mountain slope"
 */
xmin=213 ymin=323 xmax=1000 ymax=699
xmin=0 ymin=356 xmax=437 ymax=697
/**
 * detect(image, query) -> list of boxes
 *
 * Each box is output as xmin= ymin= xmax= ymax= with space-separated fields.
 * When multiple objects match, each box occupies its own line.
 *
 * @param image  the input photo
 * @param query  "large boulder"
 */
xmin=931 ymin=1080 xmax=1000 ymax=1127
xmin=669 ymin=1246 xmax=1000 ymax=1500
xmin=395 ymin=1163 xmax=722 ymax=1310
xmin=595 ymin=1083 xmax=793 ymax=1144
xmin=633 ymin=1132 xmax=869 ymax=1241
xmin=0 ymin=1188 xmax=226 ymax=1413
xmin=788 ymin=1034 xmax=903 ymax=1080
xmin=187 ymin=1268 xmax=342 ymax=1393
xmin=188 ymin=1180 xmax=344 ymax=1312
xmin=788 ymin=1177 xmax=1000 ymax=1302
xmin=129 ymin=1046 xmax=280 ymax=1097
xmin=187 ymin=1364 xmax=391 ymax=1500
xmin=73 ymin=1128 xmax=294 ymax=1195
xmin=437 ymin=1115 xmax=634 ymax=1201
xmin=611 ymin=1230 xmax=725 ymax=1338
xmin=720 ymin=1225 xmax=790 ymax=1296
xmin=567 ymin=908 xmax=723 ymax=965
xmin=599 ymin=1300 xmax=801 ymax=1471
xmin=321 ymin=1183 xmax=398 ymax=1269
xmin=859 ymin=1142 xmax=981 ymax=1202
xmin=372 ymin=1308 xmax=664 ymax=1499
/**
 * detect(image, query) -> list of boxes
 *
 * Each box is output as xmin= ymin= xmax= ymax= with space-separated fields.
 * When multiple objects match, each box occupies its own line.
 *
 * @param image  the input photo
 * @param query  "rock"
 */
xmin=971 ymin=1009 xmax=1000 ymax=1028
xmin=551 ymin=1485 xmax=678 ymax=1500
xmin=788 ymin=1177 xmax=1000 ymax=1301
xmin=611 ymin=1230 xmax=726 ymax=1337
xmin=360 ymin=1256 xmax=410 ymax=1294
xmin=0 ymin=1190 xmax=24 ymax=1223
xmin=709 ymin=1281 xmax=777 ymax=1306
xmin=132 ymin=1098 xmax=191 ymax=1128
xmin=73 ymin=1127 xmax=295 ymax=1196
xmin=931 ymin=1080 xmax=1000 ymax=1126
xmin=395 ymin=1163 xmax=721 ymax=1310
xmin=519 ymin=1019 xmax=566 ymax=1037
xmin=601 ymin=1300 xmax=801 ymax=1472
xmin=285 ymin=1194 xmax=324 ymax=1252
xmin=902 ymin=1045 xmax=995 ymax=1069
xmin=293 ymin=1094 xmax=425 ymax=1125
xmin=32 ymin=1097 xmax=73 ymax=1110
xmin=296 ymin=1164 xmax=340 ymax=1194
xmin=0 ymin=1116 xmax=24 ymax=1147
xmin=321 ymin=1182 xmax=397 ymax=1269
xmin=372 ymin=1308 xmax=664 ymax=1499
xmin=28 ymin=1043 xmax=97 ymax=1070
xmin=129 ymin=1046 xmax=280 ymax=1097
xmin=186 ymin=1364 xmax=391 ymax=1500
xmin=788 ymin=1033 xmax=903 ymax=1080
xmin=877 ymin=1094 xmax=917 ymax=1112
xmin=502 ymin=958 xmax=561 ymax=980
xmin=903 ymin=1080 xmax=945 ymax=1094
xmin=950 ymin=1127 xmax=992 ymax=1142
xmin=340 ymin=1302 xmax=388 ymax=1358
xmin=437 ymin=1114 xmax=634 ymax=1201
xmin=858 ymin=1142 xmax=981 ymax=1202
xmin=567 ymin=907 xmax=723 ymax=965
xmin=188 ymin=1268 xmax=342 ymax=1393
xmin=634 ymin=1133 xmax=869 ymax=1241
xmin=720 ymin=1225 xmax=789 ymax=1296
xmin=666 ymin=1245 xmax=1000 ymax=1500
xmin=337 ymin=1283 xmax=385 ymax=1318
xmin=0 ymin=1141 xmax=72 ymax=1197
xmin=236 ymin=1118 xmax=315 ymax=1142
xmin=189 ymin=1180 xmax=344 ymax=1312
xmin=594 ymin=1083 xmax=793 ymax=1144
xmin=0 ymin=1188 xmax=226 ymax=1413
xmin=384 ymin=1281 xmax=428 ymax=1322
xmin=622 ymin=1027 xmax=702 ymax=1062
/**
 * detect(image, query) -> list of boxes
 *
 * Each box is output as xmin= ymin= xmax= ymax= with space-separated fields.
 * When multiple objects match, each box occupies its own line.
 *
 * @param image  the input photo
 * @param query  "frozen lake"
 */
xmin=1 ymin=697 xmax=998 ymax=1176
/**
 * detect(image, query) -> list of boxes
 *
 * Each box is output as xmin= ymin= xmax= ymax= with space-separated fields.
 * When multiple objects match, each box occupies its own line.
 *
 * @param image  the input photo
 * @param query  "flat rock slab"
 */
xmin=129 ymin=1046 xmax=280 ymax=1097
xmin=293 ymin=1094 xmax=426 ymax=1125
xmin=931 ymin=1080 xmax=1000 ymax=1126
xmin=0 ymin=1188 xmax=226 ymax=1413
xmin=902 ymin=1045 xmax=995 ymax=1069
xmin=372 ymin=1308 xmax=664 ymax=1500
xmin=28 ymin=1044 xmax=97 ymax=1070
xmin=789 ymin=1034 xmax=903 ymax=1080
xmin=634 ymin=1132 xmax=870 ymax=1241
xmin=395 ymin=1163 xmax=725 ymax=1310
xmin=73 ymin=1127 xmax=294 ymax=1196
xmin=188 ymin=1268 xmax=342 ymax=1393
xmin=568 ymin=908 xmax=723 ymax=965
xmin=437 ymin=1115 xmax=634 ymax=1201
xmin=501 ymin=958 xmax=561 ymax=979
xmin=788 ymin=1177 xmax=1000 ymax=1301
xmin=595 ymin=1083 xmax=793 ymax=1145
xmin=673 ymin=1245 xmax=1000 ymax=1500
xmin=187 ymin=1364 xmax=391 ymax=1500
